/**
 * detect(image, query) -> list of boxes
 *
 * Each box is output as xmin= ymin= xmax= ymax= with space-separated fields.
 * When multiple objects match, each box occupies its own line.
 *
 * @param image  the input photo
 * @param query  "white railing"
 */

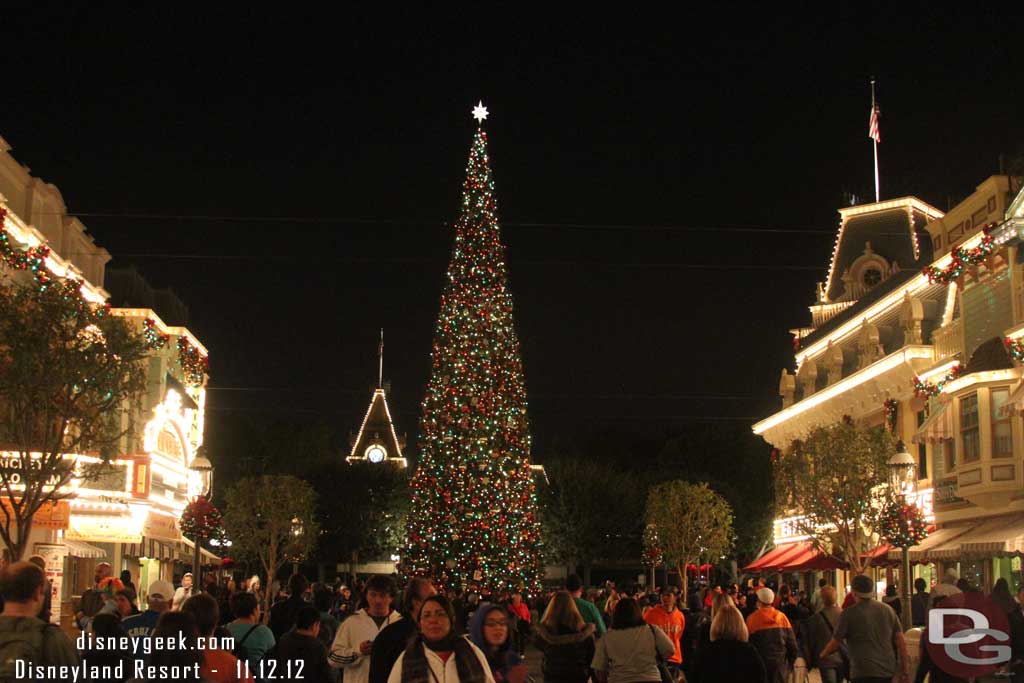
xmin=932 ymin=318 xmax=963 ymax=361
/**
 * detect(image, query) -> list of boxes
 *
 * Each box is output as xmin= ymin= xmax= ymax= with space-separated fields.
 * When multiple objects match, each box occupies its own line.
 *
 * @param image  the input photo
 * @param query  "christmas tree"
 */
xmin=405 ymin=105 xmax=543 ymax=592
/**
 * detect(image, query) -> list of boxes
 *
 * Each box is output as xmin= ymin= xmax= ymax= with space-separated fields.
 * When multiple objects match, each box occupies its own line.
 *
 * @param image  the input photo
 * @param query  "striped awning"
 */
xmin=912 ymin=405 xmax=954 ymax=444
xmin=959 ymin=515 xmax=1024 ymax=557
xmin=178 ymin=537 xmax=222 ymax=566
xmin=743 ymin=542 xmax=807 ymax=573
xmin=64 ymin=540 xmax=107 ymax=559
xmin=121 ymin=537 xmax=180 ymax=562
xmin=899 ymin=523 xmax=977 ymax=561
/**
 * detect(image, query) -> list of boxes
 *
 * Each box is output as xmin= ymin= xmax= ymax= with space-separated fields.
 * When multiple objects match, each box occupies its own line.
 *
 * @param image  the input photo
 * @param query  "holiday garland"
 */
xmin=878 ymin=499 xmax=929 ymax=548
xmin=1004 ymin=337 xmax=1024 ymax=363
xmin=923 ymin=227 xmax=995 ymax=284
xmin=913 ymin=364 xmax=961 ymax=399
xmin=883 ymin=398 xmax=898 ymax=432
xmin=180 ymin=495 xmax=226 ymax=545
xmin=143 ymin=318 xmax=171 ymax=349
xmin=177 ymin=337 xmax=209 ymax=386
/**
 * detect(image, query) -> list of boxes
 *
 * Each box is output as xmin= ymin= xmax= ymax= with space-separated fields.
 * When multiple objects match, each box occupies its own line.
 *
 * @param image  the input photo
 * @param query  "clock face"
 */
xmin=366 ymin=445 xmax=386 ymax=463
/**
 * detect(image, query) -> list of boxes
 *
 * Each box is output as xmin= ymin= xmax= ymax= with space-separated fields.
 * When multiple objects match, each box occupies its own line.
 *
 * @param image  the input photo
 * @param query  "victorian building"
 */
xmin=753 ymin=174 xmax=1024 ymax=593
xmin=0 ymin=135 xmax=214 ymax=629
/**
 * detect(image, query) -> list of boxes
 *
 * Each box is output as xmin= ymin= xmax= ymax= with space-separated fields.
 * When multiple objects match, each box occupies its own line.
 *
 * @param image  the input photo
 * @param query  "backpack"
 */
xmin=231 ymin=624 xmax=260 ymax=663
xmin=0 ymin=618 xmax=55 ymax=680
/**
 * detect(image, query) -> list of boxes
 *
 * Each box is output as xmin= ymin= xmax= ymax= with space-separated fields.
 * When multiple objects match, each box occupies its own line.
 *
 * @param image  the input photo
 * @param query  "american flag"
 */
xmin=868 ymin=104 xmax=881 ymax=143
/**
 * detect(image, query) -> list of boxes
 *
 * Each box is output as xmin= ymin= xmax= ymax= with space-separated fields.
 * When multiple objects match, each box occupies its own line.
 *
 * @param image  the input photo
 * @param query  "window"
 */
xmin=917 ymin=410 xmax=928 ymax=479
xmin=991 ymin=388 xmax=1013 ymax=458
xmin=863 ymin=268 xmax=882 ymax=288
xmin=961 ymin=394 xmax=980 ymax=462
xmin=945 ymin=440 xmax=958 ymax=472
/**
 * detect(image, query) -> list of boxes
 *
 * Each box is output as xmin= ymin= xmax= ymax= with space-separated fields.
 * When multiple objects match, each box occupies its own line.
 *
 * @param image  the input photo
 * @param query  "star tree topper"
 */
xmin=472 ymin=101 xmax=489 ymax=124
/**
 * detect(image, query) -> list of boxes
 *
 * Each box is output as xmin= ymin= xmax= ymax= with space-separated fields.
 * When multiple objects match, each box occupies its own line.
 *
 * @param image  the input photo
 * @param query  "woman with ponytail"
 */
xmin=387 ymin=595 xmax=495 ymax=683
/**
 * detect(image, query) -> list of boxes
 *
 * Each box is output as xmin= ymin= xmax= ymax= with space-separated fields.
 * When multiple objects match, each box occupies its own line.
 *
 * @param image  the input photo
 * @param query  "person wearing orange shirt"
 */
xmin=643 ymin=588 xmax=686 ymax=677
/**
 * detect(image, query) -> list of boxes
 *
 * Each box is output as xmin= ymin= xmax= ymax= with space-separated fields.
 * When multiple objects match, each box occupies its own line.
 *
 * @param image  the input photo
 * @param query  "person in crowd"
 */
xmin=78 ymin=588 xmax=106 ymax=632
xmin=810 ymin=579 xmax=828 ymax=614
xmin=131 ymin=611 xmax=205 ymax=681
xmin=820 ymin=574 xmax=908 ymax=683
xmin=534 ymin=590 xmax=596 ymax=683
xmin=248 ymin=575 xmax=262 ymax=601
xmin=81 ymin=613 xmax=130 ymax=683
xmin=992 ymin=577 xmax=1017 ymax=615
xmin=269 ymin=573 xmax=310 ymax=639
xmin=801 ymin=586 xmax=845 ymax=683
xmin=690 ymin=602 xmax=767 ymax=683
xmin=643 ymin=587 xmax=686 ymax=678
xmin=0 ymin=561 xmax=79 ymax=678
xmin=564 ymin=575 xmax=605 ymax=636
xmin=314 ymin=586 xmax=341 ymax=650
xmin=172 ymin=572 xmax=194 ymax=611
xmin=370 ymin=577 xmax=436 ymax=683
xmin=330 ymin=574 xmax=402 ymax=683
xmin=695 ymin=590 xmax=732 ymax=655
xmin=508 ymin=592 xmax=531 ymax=657
xmin=882 ymin=585 xmax=902 ymax=617
xmin=910 ymin=578 xmax=929 ymax=628
xmin=334 ymin=585 xmax=356 ymax=621
xmin=26 ymin=556 xmax=52 ymax=624
xmin=912 ymin=594 xmax=967 ymax=683
xmin=592 ymin=597 xmax=674 ymax=683
xmin=930 ymin=569 xmax=961 ymax=603
xmin=120 ymin=570 xmax=136 ymax=597
xmin=1009 ymin=584 xmax=1024 ymax=682
xmin=778 ymin=584 xmax=809 ymax=633
xmin=181 ymin=592 xmax=253 ymax=683
xmin=469 ymin=603 xmax=527 ymax=683
xmin=115 ymin=589 xmax=139 ymax=617
xmin=745 ymin=587 xmax=798 ymax=683
xmin=956 ymin=577 xmax=972 ymax=592
xmin=95 ymin=562 xmax=113 ymax=587
xmin=226 ymin=590 xmax=276 ymax=674
xmin=386 ymin=594 xmax=495 ymax=683
xmin=122 ymin=579 xmax=174 ymax=641
xmin=263 ymin=605 xmax=333 ymax=683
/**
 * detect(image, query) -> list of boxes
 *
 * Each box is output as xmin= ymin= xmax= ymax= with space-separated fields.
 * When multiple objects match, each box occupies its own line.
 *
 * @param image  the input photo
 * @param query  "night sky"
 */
xmin=3 ymin=7 xmax=1021 ymax=463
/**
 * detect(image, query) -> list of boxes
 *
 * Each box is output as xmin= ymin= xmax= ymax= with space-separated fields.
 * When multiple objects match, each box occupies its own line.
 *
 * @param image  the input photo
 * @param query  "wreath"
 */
xmin=878 ymin=500 xmax=929 ymax=548
xmin=180 ymin=495 xmax=226 ymax=544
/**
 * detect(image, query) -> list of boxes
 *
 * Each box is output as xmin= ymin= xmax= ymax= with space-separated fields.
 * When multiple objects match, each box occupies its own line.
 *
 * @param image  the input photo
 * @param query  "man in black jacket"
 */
xmin=368 ymin=578 xmax=435 ymax=683
xmin=266 ymin=605 xmax=333 ymax=683
xmin=269 ymin=573 xmax=310 ymax=639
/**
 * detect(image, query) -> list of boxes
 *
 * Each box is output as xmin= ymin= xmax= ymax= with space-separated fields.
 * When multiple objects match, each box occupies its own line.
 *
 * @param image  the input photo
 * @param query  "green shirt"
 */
xmin=228 ymin=620 xmax=276 ymax=670
xmin=574 ymin=597 xmax=607 ymax=635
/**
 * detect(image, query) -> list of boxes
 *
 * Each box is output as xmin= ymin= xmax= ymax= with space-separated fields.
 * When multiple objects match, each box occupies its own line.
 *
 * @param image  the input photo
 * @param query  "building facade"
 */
xmin=0 ymin=135 xmax=214 ymax=628
xmin=753 ymin=174 xmax=1024 ymax=594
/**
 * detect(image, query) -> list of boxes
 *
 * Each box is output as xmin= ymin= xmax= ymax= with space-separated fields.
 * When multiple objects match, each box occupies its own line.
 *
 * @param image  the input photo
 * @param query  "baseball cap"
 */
xmin=756 ymin=587 xmax=775 ymax=605
xmin=851 ymin=574 xmax=875 ymax=599
xmin=147 ymin=580 xmax=175 ymax=601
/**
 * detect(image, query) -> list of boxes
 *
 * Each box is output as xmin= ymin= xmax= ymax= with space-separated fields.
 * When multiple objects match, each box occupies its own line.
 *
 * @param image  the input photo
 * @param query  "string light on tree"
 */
xmin=405 ymin=104 xmax=543 ymax=593
xmin=878 ymin=500 xmax=929 ymax=548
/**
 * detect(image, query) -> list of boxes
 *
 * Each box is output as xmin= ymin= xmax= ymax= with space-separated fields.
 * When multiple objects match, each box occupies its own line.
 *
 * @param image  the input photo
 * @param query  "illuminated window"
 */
xmin=991 ymin=388 xmax=1013 ymax=458
xmin=961 ymin=394 xmax=980 ymax=462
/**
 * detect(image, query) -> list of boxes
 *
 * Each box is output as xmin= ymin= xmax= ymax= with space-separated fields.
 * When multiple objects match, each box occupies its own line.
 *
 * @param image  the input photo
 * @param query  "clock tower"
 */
xmin=346 ymin=332 xmax=407 ymax=467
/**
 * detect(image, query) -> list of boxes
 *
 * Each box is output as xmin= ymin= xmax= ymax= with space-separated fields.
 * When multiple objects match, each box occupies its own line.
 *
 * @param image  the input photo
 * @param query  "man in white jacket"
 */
xmin=330 ymin=575 xmax=403 ymax=683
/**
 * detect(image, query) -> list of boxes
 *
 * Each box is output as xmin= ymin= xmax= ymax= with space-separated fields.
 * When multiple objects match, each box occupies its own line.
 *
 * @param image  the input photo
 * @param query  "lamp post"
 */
xmin=887 ymin=441 xmax=916 ymax=630
xmin=291 ymin=517 xmax=303 ymax=578
xmin=189 ymin=447 xmax=214 ymax=588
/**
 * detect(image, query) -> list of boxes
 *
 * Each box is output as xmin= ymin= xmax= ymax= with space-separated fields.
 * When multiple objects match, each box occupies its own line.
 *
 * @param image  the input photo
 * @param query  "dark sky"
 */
xmin=2 ymin=7 xmax=1021 ymax=460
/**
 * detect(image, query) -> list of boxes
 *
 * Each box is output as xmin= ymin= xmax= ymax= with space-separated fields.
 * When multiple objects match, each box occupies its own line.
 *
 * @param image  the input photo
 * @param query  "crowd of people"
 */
xmin=8 ymin=560 xmax=1024 ymax=683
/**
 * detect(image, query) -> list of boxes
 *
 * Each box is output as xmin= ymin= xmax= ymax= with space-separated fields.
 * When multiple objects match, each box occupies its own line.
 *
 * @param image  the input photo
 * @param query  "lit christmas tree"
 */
xmin=405 ymin=104 xmax=543 ymax=592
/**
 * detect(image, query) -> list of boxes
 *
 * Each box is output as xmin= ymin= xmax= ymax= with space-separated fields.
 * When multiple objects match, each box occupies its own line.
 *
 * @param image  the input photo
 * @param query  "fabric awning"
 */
xmin=959 ymin=515 xmax=1024 ymax=558
xmin=179 ymin=537 xmax=221 ymax=566
xmin=864 ymin=543 xmax=894 ymax=566
xmin=894 ymin=523 xmax=976 ymax=561
xmin=121 ymin=537 xmax=180 ymax=562
xmin=786 ymin=549 xmax=847 ymax=572
xmin=64 ymin=539 xmax=107 ymax=559
xmin=912 ymin=405 xmax=954 ymax=443
xmin=743 ymin=542 xmax=804 ymax=572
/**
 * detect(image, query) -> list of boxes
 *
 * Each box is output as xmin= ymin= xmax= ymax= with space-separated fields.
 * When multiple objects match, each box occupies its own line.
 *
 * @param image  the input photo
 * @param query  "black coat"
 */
xmin=369 ymin=618 xmax=418 ymax=683
xmin=534 ymin=623 xmax=596 ymax=683
xmin=690 ymin=640 xmax=767 ymax=683
xmin=269 ymin=595 xmax=308 ymax=640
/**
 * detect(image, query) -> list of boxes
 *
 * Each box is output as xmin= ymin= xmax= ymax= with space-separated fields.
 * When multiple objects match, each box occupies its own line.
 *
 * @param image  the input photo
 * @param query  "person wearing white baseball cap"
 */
xmin=819 ymin=574 xmax=909 ymax=683
xmin=122 ymin=579 xmax=175 ymax=640
xmin=745 ymin=586 xmax=797 ymax=683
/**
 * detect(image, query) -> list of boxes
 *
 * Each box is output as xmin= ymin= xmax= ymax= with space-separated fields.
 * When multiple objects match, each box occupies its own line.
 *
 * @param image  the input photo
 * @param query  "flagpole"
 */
xmin=871 ymin=77 xmax=880 ymax=203
xmin=378 ymin=328 xmax=384 ymax=389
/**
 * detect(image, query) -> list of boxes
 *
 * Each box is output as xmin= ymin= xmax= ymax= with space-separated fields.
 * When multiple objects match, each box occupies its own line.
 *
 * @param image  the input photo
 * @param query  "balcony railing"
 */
xmin=932 ymin=318 xmax=964 ymax=361
xmin=933 ymin=478 xmax=963 ymax=506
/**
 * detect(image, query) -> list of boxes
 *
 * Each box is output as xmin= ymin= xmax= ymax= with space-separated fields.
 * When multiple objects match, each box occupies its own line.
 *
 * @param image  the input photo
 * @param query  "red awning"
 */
xmin=786 ymin=550 xmax=847 ymax=572
xmin=743 ymin=542 xmax=811 ymax=572
xmin=862 ymin=543 xmax=894 ymax=566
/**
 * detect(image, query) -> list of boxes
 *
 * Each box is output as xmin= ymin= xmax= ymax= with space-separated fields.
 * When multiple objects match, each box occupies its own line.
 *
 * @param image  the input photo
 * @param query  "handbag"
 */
xmin=648 ymin=625 xmax=676 ymax=683
xmin=819 ymin=611 xmax=851 ymax=679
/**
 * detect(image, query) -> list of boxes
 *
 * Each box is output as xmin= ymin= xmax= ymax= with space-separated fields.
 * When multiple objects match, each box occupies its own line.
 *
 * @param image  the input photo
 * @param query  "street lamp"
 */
xmin=189 ymin=446 xmax=215 ymax=585
xmin=887 ymin=441 xmax=916 ymax=631
xmin=291 ymin=517 xmax=303 ymax=578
